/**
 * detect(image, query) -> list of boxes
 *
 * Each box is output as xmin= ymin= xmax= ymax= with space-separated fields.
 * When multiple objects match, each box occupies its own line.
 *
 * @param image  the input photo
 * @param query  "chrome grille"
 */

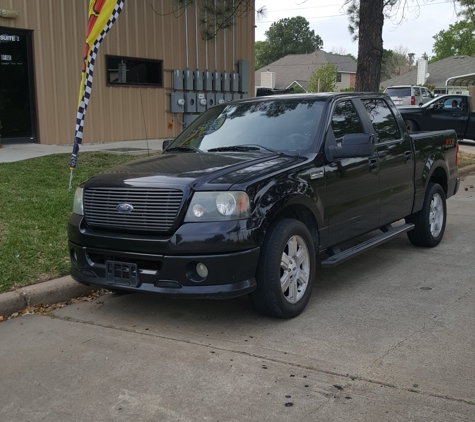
xmin=83 ymin=187 xmax=183 ymax=232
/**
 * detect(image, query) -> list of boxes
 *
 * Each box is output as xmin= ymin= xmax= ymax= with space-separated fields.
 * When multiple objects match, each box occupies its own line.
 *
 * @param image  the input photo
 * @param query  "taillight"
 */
xmin=456 ymin=141 xmax=459 ymax=166
xmin=411 ymin=96 xmax=415 ymax=105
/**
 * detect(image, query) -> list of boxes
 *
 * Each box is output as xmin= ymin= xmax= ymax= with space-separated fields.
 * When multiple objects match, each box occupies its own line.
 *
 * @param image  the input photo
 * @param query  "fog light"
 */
xmin=196 ymin=262 xmax=208 ymax=278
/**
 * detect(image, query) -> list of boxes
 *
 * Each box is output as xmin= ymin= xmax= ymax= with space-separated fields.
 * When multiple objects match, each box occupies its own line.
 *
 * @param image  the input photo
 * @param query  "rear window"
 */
xmin=385 ymin=87 xmax=411 ymax=97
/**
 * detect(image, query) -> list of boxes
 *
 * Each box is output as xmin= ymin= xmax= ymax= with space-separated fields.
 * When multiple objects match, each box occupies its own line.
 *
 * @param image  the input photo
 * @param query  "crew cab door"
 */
xmin=323 ymin=99 xmax=380 ymax=245
xmin=425 ymin=96 xmax=469 ymax=139
xmin=361 ymin=98 xmax=414 ymax=224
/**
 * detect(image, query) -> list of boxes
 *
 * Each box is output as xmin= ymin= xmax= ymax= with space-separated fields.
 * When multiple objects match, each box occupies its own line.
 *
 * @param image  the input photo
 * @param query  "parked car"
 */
xmin=68 ymin=93 xmax=459 ymax=318
xmin=399 ymin=94 xmax=475 ymax=139
xmin=384 ymin=85 xmax=434 ymax=106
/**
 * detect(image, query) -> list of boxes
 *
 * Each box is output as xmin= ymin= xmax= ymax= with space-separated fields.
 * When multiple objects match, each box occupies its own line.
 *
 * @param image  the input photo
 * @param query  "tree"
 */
xmin=308 ymin=63 xmax=338 ymax=92
xmin=171 ymin=0 xmax=265 ymax=40
xmin=255 ymin=16 xmax=323 ymax=69
xmin=431 ymin=20 xmax=475 ymax=61
xmin=254 ymin=41 xmax=267 ymax=70
xmin=342 ymin=1 xmax=469 ymax=91
xmin=355 ymin=1 xmax=385 ymax=91
xmin=380 ymin=46 xmax=413 ymax=81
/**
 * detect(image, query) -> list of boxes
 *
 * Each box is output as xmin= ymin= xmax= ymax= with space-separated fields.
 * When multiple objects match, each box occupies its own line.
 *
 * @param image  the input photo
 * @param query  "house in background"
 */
xmin=380 ymin=55 xmax=475 ymax=96
xmin=255 ymin=50 xmax=357 ymax=94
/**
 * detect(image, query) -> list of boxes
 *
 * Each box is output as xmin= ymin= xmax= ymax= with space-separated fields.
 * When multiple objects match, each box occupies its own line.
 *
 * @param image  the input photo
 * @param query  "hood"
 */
xmin=83 ymin=151 xmax=306 ymax=190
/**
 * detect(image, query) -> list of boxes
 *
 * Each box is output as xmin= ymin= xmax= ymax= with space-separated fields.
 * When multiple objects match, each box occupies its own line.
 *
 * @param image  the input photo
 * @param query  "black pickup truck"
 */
xmin=399 ymin=94 xmax=475 ymax=140
xmin=68 ymin=93 xmax=459 ymax=318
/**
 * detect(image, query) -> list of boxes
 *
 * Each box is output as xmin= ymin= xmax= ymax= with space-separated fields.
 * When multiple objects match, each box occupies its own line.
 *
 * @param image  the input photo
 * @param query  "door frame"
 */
xmin=0 ymin=26 xmax=38 ymax=143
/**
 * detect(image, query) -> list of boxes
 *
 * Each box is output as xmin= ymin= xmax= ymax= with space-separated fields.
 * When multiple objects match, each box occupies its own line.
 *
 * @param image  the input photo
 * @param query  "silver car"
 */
xmin=384 ymin=85 xmax=434 ymax=107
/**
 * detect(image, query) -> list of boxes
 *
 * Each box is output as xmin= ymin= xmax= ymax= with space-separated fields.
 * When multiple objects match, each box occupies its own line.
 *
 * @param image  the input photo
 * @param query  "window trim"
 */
xmin=361 ymin=98 xmax=401 ymax=144
xmin=105 ymin=55 xmax=163 ymax=88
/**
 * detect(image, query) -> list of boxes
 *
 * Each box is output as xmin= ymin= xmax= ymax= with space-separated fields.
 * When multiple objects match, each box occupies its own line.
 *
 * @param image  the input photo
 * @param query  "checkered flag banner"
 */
xmin=69 ymin=0 xmax=125 ymax=189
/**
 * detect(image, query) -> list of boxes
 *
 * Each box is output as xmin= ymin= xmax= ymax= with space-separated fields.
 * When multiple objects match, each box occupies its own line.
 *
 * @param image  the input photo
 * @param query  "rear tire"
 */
xmin=405 ymin=119 xmax=418 ymax=133
xmin=249 ymin=219 xmax=316 ymax=318
xmin=406 ymin=183 xmax=446 ymax=247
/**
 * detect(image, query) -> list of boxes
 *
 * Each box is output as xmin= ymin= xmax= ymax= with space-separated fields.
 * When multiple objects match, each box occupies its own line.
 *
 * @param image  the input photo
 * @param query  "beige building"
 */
xmin=0 ymin=1 xmax=255 ymax=145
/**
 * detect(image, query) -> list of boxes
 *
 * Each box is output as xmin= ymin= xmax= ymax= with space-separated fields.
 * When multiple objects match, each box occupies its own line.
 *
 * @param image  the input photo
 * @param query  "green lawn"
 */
xmin=0 ymin=152 xmax=152 ymax=293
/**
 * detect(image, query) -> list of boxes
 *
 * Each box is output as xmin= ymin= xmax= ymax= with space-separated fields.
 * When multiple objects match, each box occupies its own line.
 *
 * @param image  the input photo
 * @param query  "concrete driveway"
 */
xmin=1 ymin=176 xmax=474 ymax=421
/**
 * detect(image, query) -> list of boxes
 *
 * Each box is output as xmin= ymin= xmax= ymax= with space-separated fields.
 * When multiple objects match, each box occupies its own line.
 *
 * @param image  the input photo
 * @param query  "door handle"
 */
xmin=368 ymin=157 xmax=378 ymax=172
xmin=404 ymin=151 xmax=412 ymax=162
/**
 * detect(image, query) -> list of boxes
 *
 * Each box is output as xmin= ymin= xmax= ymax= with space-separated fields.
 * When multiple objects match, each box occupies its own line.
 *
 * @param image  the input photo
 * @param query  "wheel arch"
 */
xmin=404 ymin=118 xmax=419 ymax=132
xmin=427 ymin=165 xmax=448 ymax=196
xmin=260 ymin=201 xmax=320 ymax=253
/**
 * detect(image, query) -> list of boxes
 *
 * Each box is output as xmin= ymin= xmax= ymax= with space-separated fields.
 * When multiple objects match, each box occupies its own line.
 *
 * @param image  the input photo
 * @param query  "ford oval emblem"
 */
xmin=116 ymin=203 xmax=134 ymax=213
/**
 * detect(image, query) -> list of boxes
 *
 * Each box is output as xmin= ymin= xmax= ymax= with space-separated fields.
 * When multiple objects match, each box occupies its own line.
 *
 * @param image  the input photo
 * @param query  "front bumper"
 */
xmin=69 ymin=242 xmax=260 ymax=299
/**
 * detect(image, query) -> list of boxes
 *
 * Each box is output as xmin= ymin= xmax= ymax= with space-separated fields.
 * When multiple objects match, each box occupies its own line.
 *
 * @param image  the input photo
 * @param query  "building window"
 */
xmin=336 ymin=72 xmax=342 ymax=83
xmin=106 ymin=55 xmax=163 ymax=87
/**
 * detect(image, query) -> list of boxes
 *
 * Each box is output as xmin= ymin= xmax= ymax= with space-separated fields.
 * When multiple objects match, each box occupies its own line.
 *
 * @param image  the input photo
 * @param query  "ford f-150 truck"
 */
xmin=399 ymin=94 xmax=475 ymax=139
xmin=68 ymin=93 xmax=460 ymax=318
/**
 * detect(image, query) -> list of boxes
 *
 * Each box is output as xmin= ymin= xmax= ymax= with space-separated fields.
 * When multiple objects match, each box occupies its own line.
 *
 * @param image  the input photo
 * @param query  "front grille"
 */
xmin=83 ymin=187 xmax=183 ymax=232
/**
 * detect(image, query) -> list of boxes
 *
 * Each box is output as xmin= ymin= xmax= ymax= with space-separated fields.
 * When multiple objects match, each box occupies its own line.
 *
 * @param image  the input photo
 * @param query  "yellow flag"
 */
xmin=70 ymin=0 xmax=125 ymax=173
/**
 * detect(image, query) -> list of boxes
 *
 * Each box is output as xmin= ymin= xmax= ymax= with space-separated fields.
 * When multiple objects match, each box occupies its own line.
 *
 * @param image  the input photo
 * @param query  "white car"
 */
xmin=384 ymin=85 xmax=434 ymax=106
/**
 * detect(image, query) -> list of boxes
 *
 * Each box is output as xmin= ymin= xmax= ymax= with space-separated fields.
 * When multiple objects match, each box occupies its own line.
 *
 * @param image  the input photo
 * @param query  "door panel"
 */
xmin=323 ymin=100 xmax=380 ymax=246
xmin=427 ymin=96 xmax=468 ymax=138
xmin=362 ymin=98 xmax=414 ymax=224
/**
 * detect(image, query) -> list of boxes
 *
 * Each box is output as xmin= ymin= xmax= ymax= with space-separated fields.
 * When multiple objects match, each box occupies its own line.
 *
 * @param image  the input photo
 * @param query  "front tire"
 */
xmin=249 ymin=219 xmax=316 ymax=318
xmin=406 ymin=183 xmax=446 ymax=247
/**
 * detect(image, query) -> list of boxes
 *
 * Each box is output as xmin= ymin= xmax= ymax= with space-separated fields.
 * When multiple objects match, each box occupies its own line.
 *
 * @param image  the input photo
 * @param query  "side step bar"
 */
xmin=320 ymin=223 xmax=415 ymax=268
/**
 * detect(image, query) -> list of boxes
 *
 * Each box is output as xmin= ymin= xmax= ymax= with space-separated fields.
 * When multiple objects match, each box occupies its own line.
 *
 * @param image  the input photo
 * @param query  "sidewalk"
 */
xmin=0 ymin=138 xmax=167 ymax=163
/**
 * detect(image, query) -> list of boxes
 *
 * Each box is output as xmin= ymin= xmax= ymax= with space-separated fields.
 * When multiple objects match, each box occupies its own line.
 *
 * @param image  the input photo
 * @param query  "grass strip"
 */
xmin=0 ymin=152 xmax=150 ymax=293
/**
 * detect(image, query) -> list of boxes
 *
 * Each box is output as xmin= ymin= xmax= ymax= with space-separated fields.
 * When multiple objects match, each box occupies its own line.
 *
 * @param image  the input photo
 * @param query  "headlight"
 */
xmin=73 ymin=187 xmax=84 ymax=216
xmin=185 ymin=191 xmax=250 ymax=222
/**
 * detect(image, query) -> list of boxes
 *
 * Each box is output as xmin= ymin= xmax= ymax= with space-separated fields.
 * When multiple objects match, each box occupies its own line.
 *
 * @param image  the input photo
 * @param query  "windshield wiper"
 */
xmin=166 ymin=145 xmax=203 ymax=153
xmin=207 ymin=144 xmax=278 ymax=153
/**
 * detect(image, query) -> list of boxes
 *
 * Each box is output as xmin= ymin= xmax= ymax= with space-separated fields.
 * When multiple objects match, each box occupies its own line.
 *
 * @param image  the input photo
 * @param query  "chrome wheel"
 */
xmin=249 ymin=219 xmax=316 ymax=318
xmin=280 ymin=235 xmax=310 ymax=304
xmin=429 ymin=193 xmax=444 ymax=238
xmin=407 ymin=183 xmax=446 ymax=247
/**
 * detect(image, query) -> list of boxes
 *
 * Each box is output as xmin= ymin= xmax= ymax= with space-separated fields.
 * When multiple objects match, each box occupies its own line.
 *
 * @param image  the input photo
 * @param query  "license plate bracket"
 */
xmin=105 ymin=261 xmax=139 ymax=286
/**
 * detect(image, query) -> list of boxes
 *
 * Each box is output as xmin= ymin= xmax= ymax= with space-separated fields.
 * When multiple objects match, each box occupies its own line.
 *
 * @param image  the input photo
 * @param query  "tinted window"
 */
xmin=331 ymin=101 xmax=364 ymax=140
xmin=106 ymin=55 xmax=163 ymax=87
xmin=385 ymin=87 xmax=411 ymax=97
xmin=362 ymin=99 xmax=401 ymax=143
xmin=430 ymin=97 xmax=465 ymax=111
xmin=171 ymin=99 xmax=325 ymax=152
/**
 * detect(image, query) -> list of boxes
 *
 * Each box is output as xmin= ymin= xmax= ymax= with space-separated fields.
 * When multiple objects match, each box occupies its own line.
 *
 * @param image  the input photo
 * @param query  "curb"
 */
xmin=459 ymin=164 xmax=475 ymax=178
xmin=0 ymin=276 xmax=97 ymax=317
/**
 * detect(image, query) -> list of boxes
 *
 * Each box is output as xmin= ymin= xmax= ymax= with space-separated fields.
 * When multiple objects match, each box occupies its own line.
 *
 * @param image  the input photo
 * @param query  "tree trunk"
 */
xmin=355 ymin=0 xmax=384 ymax=92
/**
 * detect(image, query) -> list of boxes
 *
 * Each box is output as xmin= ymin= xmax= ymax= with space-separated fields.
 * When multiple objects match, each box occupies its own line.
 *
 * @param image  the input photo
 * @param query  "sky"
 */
xmin=254 ymin=0 xmax=461 ymax=60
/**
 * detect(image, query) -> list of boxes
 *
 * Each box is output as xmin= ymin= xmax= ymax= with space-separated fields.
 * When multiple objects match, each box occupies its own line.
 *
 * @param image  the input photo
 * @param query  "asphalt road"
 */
xmin=1 ymin=176 xmax=474 ymax=421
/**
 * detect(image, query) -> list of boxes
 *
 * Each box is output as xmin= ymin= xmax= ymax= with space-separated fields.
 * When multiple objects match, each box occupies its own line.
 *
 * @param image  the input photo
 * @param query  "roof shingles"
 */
xmin=255 ymin=50 xmax=357 ymax=90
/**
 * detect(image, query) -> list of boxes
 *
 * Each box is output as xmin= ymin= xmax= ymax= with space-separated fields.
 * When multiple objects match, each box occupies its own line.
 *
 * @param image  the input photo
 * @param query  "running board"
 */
xmin=320 ymin=223 xmax=415 ymax=268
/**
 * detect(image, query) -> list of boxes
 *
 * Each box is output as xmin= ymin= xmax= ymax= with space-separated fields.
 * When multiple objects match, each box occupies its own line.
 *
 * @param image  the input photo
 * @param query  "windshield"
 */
xmin=169 ymin=98 xmax=325 ymax=153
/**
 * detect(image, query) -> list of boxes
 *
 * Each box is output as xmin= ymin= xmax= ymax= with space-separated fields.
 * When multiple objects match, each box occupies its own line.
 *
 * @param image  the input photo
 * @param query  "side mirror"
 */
xmin=329 ymin=133 xmax=375 ymax=159
xmin=162 ymin=139 xmax=173 ymax=151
